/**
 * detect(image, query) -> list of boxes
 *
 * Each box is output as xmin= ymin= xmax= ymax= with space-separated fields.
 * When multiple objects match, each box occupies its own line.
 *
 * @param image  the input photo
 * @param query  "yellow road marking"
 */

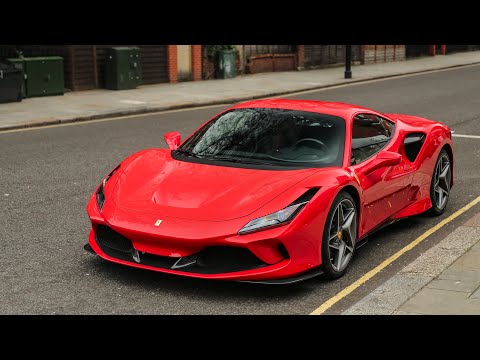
xmin=310 ymin=195 xmax=480 ymax=315
xmin=2 ymin=63 xmax=479 ymax=135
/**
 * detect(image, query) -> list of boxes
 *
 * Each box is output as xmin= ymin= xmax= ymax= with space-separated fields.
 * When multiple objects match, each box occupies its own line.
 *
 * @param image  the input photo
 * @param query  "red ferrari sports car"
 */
xmin=85 ymin=99 xmax=453 ymax=283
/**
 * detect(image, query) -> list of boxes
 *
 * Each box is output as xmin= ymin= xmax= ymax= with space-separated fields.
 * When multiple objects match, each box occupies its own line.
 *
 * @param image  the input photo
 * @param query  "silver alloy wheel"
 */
xmin=328 ymin=199 xmax=357 ymax=272
xmin=433 ymin=153 xmax=451 ymax=211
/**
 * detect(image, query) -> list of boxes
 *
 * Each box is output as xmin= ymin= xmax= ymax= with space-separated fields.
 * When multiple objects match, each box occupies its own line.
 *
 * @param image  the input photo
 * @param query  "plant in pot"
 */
xmin=206 ymin=45 xmax=237 ymax=79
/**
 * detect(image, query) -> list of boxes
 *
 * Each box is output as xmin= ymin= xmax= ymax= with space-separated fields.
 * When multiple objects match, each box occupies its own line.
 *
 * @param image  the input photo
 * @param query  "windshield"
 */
xmin=176 ymin=108 xmax=346 ymax=169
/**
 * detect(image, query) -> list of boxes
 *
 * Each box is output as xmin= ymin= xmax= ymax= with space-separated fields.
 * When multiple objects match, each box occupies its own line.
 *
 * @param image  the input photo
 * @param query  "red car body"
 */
xmin=85 ymin=99 xmax=453 ymax=283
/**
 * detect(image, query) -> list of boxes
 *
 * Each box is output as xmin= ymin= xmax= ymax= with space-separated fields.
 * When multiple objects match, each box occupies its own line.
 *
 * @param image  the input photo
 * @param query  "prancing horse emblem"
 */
xmin=154 ymin=219 xmax=162 ymax=226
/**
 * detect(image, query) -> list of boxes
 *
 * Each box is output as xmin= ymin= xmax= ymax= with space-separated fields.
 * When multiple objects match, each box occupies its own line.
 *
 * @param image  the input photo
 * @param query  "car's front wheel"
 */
xmin=428 ymin=149 xmax=452 ymax=216
xmin=322 ymin=191 xmax=357 ymax=279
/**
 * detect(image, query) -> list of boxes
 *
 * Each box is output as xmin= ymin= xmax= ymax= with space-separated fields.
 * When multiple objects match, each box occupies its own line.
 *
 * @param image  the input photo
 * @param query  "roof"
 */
xmin=231 ymin=99 xmax=377 ymax=120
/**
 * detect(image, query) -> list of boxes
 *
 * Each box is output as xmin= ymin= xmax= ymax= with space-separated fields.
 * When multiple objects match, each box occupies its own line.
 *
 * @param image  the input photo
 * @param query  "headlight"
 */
xmin=96 ymin=183 xmax=106 ymax=211
xmin=238 ymin=201 xmax=308 ymax=235
xmin=96 ymin=165 xmax=120 ymax=212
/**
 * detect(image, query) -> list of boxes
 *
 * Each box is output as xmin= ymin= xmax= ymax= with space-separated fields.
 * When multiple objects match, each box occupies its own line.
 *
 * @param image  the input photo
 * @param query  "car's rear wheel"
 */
xmin=428 ymin=149 xmax=451 ymax=216
xmin=322 ymin=191 xmax=357 ymax=279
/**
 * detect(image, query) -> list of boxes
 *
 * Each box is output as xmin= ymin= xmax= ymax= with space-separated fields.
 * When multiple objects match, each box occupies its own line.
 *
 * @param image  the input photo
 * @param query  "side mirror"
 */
xmin=364 ymin=151 xmax=402 ymax=175
xmin=164 ymin=131 xmax=181 ymax=150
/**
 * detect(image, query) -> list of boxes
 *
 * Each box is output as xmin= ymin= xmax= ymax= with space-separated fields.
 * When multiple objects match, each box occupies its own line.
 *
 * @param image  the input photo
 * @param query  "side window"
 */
xmin=351 ymin=114 xmax=395 ymax=165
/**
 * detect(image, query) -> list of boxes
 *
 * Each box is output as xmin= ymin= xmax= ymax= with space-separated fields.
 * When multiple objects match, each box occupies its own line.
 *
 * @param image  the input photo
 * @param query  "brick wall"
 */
xmin=167 ymin=45 xmax=178 ymax=83
xmin=191 ymin=45 xmax=202 ymax=81
xmin=363 ymin=45 xmax=406 ymax=64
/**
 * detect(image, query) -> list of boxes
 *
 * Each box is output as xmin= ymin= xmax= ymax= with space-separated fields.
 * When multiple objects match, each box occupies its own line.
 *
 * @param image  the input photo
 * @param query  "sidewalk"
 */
xmin=343 ymin=213 xmax=480 ymax=315
xmin=1 ymin=51 xmax=480 ymax=131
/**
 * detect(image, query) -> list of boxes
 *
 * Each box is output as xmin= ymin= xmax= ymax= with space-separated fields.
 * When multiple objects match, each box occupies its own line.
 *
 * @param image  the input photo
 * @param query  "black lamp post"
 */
xmin=344 ymin=45 xmax=352 ymax=79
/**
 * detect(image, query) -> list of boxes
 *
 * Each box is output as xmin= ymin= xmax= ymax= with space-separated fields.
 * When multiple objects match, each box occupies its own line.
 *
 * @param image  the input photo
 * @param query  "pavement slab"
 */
xmin=392 ymin=310 xmax=423 ymax=315
xmin=344 ymin=224 xmax=480 ymax=315
xmin=342 ymin=274 xmax=432 ymax=315
xmin=470 ymin=287 xmax=480 ymax=299
xmin=398 ymin=288 xmax=480 ymax=315
xmin=438 ymin=269 xmax=480 ymax=282
xmin=426 ymin=278 xmax=480 ymax=293
xmin=399 ymin=226 xmax=480 ymax=278
xmin=448 ymin=251 xmax=480 ymax=272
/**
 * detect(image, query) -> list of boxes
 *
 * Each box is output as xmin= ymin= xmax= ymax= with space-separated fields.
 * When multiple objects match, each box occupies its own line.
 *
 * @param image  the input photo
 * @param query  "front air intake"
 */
xmin=93 ymin=225 xmax=267 ymax=274
xmin=404 ymin=133 xmax=426 ymax=162
xmin=95 ymin=225 xmax=133 ymax=261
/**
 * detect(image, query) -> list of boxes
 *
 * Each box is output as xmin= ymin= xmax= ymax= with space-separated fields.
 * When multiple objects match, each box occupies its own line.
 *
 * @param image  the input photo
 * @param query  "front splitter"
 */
xmin=83 ymin=243 xmax=322 ymax=284
xmin=238 ymin=267 xmax=324 ymax=285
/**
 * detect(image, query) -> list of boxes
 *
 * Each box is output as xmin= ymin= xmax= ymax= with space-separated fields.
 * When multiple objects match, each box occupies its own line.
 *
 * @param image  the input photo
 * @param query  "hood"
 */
xmin=111 ymin=149 xmax=320 ymax=221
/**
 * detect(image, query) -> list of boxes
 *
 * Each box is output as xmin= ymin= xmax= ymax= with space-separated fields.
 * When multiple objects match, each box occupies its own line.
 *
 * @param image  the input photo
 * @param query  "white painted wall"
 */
xmin=177 ymin=45 xmax=192 ymax=81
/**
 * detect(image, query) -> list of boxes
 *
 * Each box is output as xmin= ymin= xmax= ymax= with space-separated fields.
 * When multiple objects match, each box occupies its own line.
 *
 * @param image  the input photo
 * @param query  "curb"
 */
xmin=2 ymin=61 xmax=480 ymax=132
xmin=342 ymin=214 xmax=480 ymax=315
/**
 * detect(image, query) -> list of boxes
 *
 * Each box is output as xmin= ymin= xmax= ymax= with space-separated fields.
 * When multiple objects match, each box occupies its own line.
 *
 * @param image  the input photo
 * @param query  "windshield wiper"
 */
xmin=174 ymin=149 xmax=204 ymax=159
xmin=176 ymin=150 xmax=274 ymax=166
xmin=206 ymin=155 xmax=274 ymax=166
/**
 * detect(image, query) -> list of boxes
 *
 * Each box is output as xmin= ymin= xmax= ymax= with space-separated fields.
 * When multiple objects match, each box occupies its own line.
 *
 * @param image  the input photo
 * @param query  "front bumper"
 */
xmin=87 ymin=228 xmax=295 ymax=281
xmin=86 ymin=192 xmax=328 ymax=281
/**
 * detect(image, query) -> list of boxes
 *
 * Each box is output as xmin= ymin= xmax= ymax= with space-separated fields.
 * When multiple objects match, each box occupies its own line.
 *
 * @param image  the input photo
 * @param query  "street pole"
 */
xmin=344 ymin=45 xmax=352 ymax=79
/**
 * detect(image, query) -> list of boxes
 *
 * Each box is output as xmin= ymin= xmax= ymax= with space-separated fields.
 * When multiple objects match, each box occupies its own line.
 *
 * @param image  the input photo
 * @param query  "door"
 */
xmin=405 ymin=45 xmax=430 ymax=58
xmin=349 ymin=113 xmax=414 ymax=234
xmin=304 ymin=45 xmax=361 ymax=69
xmin=137 ymin=45 xmax=168 ymax=85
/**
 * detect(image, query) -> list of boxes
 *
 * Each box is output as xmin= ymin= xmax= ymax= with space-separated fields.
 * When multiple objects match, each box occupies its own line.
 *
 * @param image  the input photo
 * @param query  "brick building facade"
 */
xmin=0 ymin=45 xmax=476 ymax=91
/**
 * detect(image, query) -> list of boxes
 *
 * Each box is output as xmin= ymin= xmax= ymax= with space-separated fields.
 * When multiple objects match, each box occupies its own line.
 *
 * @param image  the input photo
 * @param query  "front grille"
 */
xmin=141 ymin=246 xmax=267 ymax=274
xmin=94 ymin=226 xmax=267 ymax=274
xmin=192 ymin=247 xmax=266 ymax=274
xmin=96 ymin=225 xmax=133 ymax=252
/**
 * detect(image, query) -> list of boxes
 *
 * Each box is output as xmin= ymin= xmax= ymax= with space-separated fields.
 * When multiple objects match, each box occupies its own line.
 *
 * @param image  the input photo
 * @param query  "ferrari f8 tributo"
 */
xmin=85 ymin=99 xmax=453 ymax=283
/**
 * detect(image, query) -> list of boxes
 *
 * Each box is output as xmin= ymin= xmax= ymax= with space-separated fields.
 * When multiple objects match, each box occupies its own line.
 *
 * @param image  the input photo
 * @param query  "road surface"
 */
xmin=1 ymin=65 xmax=480 ymax=314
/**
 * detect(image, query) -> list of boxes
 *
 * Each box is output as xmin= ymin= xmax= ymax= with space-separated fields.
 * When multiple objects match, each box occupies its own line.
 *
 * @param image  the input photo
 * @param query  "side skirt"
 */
xmin=356 ymin=218 xmax=402 ymax=246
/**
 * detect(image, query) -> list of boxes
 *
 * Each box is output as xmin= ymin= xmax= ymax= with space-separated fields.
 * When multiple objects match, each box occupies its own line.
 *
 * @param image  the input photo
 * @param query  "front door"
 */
xmin=349 ymin=113 xmax=414 ymax=235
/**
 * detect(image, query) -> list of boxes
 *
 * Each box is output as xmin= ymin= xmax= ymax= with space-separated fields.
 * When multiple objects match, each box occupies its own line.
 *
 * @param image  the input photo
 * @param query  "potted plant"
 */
xmin=206 ymin=45 xmax=237 ymax=79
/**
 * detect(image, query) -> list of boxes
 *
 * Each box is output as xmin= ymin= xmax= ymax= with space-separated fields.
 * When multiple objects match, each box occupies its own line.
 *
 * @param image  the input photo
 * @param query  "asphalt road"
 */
xmin=1 ymin=65 xmax=480 ymax=315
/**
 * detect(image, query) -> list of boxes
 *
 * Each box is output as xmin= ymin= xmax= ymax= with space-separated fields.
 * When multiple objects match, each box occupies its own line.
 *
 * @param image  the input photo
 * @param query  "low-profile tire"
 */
xmin=322 ymin=191 xmax=357 ymax=279
xmin=428 ymin=149 xmax=452 ymax=216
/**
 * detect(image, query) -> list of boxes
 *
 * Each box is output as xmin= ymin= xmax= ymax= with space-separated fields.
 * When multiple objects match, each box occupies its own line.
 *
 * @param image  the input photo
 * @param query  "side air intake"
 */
xmin=404 ymin=133 xmax=426 ymax=162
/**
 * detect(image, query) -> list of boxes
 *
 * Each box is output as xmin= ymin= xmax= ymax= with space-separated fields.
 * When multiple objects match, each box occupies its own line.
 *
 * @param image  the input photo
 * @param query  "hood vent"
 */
xmin=291 ymin=188 xmax=320 ymax=205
